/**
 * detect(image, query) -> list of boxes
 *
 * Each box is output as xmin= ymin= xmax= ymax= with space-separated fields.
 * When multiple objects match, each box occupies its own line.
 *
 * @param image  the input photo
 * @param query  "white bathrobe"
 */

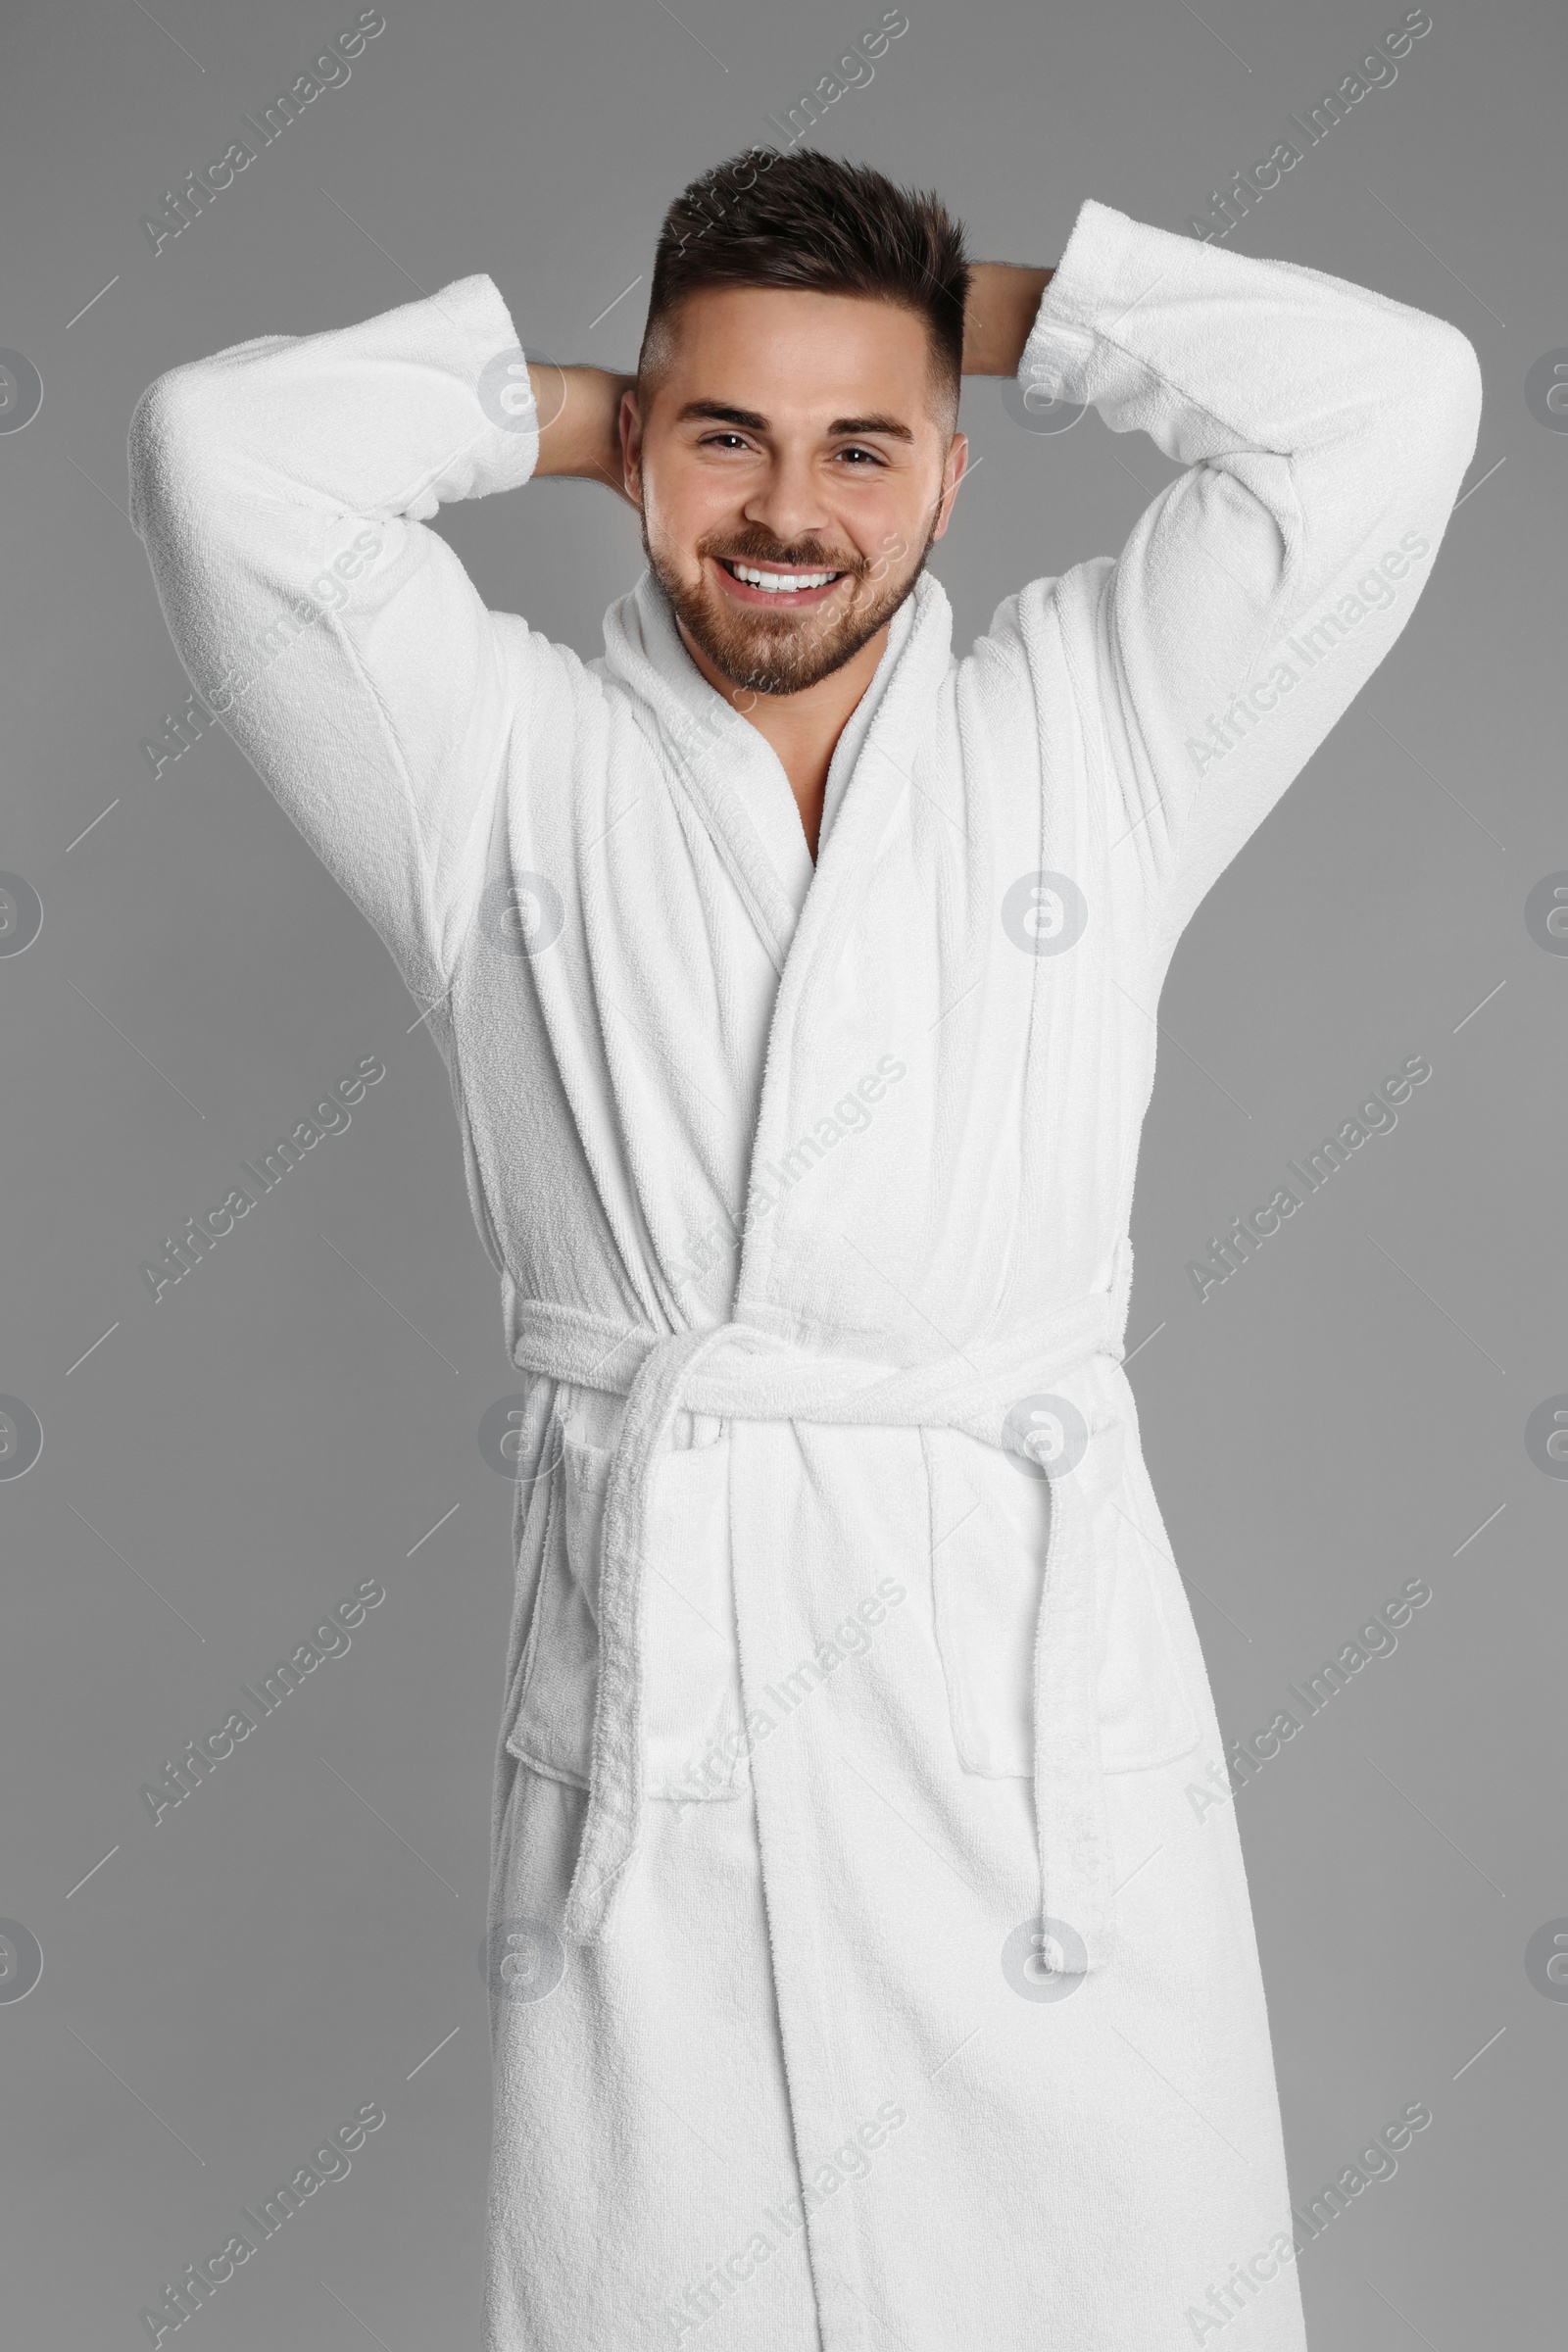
xmin=129 ymin=198 xmax=1481 ymax=2352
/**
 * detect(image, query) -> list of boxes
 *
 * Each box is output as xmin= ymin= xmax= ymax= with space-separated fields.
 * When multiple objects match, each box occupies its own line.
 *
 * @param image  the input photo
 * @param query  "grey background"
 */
xmin=2 ymin=0 xmax=1562 ymax=2343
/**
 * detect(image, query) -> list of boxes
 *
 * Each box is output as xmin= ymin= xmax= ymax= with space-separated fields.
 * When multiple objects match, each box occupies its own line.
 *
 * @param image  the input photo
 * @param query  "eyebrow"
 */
xmin=674 ymin=399 xmax=915 ymax=445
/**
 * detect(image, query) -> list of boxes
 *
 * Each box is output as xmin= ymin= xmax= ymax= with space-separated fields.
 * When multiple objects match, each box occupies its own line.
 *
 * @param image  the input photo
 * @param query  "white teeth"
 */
xmin=729 ymin=562 xmax=838 ymax=593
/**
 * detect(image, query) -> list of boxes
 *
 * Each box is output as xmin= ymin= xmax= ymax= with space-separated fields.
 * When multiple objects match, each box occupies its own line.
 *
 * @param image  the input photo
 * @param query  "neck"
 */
xmin=675 ymin=616 xmax=891 ymax=864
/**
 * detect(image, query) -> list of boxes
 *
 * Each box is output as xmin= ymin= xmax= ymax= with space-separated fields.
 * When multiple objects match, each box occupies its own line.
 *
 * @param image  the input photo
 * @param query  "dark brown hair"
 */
xmin=639 ymin=148 xmax=969 ymax=418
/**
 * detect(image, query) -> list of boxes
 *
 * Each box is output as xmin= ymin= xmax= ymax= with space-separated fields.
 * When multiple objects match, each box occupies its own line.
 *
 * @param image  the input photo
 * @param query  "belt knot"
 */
xmin=510 ymin=1240 xmax=1135 ymax=1964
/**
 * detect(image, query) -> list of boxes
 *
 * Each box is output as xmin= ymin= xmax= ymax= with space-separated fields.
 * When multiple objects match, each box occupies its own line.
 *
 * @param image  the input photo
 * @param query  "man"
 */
xmin=129 ymin=148 xmax=1480 ymax=2351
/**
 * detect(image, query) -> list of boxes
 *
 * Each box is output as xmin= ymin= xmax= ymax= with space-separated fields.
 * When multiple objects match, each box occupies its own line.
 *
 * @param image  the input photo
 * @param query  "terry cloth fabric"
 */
xmin=128 ymin=195 xmax=1481 ymax=2352
xmin=511 ymin=1240 xmax=1134 ymax=1959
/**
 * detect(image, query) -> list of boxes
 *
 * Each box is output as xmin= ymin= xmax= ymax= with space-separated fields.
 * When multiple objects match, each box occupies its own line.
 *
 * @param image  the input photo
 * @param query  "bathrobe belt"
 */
xmin=511 ymin=1238 xmax=1135 ymax=1970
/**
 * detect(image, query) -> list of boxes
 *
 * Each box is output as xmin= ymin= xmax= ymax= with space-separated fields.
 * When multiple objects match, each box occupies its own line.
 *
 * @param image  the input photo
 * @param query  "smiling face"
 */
xmin=623 ymin=283 xmax=967 ymax=697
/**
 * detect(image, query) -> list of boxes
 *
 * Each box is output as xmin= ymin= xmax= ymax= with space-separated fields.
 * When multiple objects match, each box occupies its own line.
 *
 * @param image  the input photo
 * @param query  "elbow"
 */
xmin=1430 ymin=318 xmax=1485 ymax=445
xmin=1409 ymin=318 xmax=1484 ymax=467
xmin=126 ymin=363 xmax=220 ymax=542
xmin=1374 ymin=318 xmax=1484 ymax=511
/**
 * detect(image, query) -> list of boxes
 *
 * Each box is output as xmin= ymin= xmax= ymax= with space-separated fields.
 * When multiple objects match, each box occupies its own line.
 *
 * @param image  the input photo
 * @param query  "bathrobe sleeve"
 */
xmin=127 ymin=273 xmax=544 ymax=1003
xmin=994 ymin=199 xmax=1484 ymax=951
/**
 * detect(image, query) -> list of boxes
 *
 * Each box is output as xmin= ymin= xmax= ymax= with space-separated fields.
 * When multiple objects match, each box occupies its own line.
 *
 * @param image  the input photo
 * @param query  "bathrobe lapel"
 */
xmin=600 ymin=565 xmax=956 ymax=1337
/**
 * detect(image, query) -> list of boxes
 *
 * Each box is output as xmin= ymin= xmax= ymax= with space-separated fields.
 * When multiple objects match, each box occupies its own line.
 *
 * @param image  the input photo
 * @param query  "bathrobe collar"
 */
xmin=600 ymin=565 xmax=956 ymax=974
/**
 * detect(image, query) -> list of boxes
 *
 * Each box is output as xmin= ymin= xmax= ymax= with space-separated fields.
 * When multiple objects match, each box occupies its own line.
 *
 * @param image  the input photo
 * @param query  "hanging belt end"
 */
xmin=562 ymin=1856 xmax=632 ymax=1947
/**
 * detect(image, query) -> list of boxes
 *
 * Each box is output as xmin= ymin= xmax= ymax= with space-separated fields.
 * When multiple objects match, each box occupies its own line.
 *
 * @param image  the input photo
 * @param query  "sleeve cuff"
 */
xmin=1015 ymin=197 xmax=1142 ymax=407
xmin=441 ymin=270 xmax=542 ymax=491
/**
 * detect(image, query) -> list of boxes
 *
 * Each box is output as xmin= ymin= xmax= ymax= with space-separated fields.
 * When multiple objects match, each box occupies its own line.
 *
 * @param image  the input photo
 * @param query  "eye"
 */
xmin=834 ymin=445 xmax=886 ymax=466
xmin=698 ymin=431 xmax=756 ymax=452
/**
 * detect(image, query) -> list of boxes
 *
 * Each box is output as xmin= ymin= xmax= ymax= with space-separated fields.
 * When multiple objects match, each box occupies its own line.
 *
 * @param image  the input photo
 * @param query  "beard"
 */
xmin=642 ymin=513 xmax=938 ymax=698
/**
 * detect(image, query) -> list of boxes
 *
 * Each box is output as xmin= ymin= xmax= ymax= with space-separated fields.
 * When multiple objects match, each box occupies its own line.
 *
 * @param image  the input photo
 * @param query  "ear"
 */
xmin=930 ymin=431 xmax=969 ymax=542
xmin=619 ymin=385 xmax=646 ymax=512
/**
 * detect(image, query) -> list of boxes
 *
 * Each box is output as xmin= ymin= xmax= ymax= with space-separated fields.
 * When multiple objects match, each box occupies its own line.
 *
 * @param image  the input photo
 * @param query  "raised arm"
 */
xmin=128 ymin=275 xmax=554 ymax=1003
xmin=972 ymin=200 xmax=1483 ymax=953
xmin=525 ymin=361 xmax=637 ymax=502
xmin=960 ymin=263 xmax=1056 ymax=375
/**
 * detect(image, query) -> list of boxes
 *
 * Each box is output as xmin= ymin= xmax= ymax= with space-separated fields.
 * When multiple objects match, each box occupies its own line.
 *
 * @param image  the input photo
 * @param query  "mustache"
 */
xmin=700 ymin=529 xmax=865 ymax=578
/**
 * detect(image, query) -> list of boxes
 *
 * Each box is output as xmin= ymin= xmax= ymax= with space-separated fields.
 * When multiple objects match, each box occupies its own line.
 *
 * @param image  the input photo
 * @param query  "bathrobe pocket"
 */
xmin=921 ymin=1417 xmax=1200 ymax=1780
xmin=505 ymin=1426 xmax=750 ymax=1800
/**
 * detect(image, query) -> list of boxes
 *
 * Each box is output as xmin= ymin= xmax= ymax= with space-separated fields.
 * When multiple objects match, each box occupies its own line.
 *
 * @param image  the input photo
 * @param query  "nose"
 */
xmin=742 ymin=449 xmax=835 ymax=556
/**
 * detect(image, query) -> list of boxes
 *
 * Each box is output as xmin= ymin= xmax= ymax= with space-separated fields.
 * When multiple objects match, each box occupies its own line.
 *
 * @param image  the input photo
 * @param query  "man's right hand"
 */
xmin=530 ymin=364 xmax=639 ymax=508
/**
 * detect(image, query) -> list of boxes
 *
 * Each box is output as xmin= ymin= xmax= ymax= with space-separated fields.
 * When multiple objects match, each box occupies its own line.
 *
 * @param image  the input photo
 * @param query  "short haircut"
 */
xmin=639 ymin=148 xmax=970 ymax=423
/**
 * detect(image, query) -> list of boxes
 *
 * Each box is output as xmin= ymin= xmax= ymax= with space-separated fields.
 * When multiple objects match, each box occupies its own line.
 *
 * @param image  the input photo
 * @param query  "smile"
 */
xmin=715 ymin=557 xmax=848 ymax=607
